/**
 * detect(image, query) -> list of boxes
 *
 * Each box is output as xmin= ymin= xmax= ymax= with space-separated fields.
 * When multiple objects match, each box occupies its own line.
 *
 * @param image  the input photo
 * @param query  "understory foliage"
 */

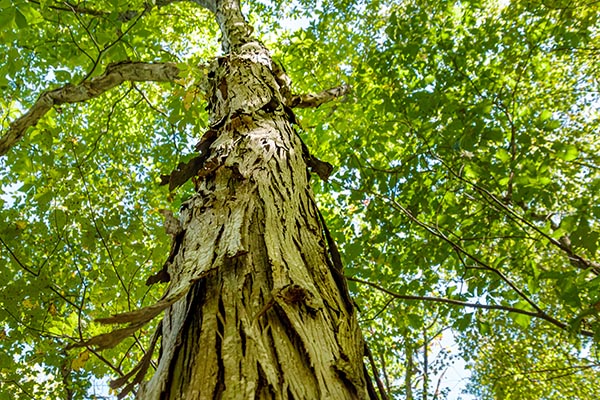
xmin=1 ymin=0 xmax=599 ymax=399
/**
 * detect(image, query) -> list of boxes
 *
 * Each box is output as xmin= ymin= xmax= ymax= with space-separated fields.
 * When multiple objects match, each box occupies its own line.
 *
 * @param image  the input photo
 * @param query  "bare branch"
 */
xmin=289 ymin=84 xmax=350 ymax=108
xmin=0 ymin=62 xmax=181 ymax=156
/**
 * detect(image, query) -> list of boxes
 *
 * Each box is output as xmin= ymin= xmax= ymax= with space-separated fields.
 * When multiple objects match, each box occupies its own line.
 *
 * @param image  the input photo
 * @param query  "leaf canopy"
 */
xmin=1 ymin=0 xmax=599 ymax=398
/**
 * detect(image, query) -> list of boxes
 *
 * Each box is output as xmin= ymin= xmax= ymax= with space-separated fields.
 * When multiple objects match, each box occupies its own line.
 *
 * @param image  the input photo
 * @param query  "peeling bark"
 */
xmin=134 ymin=1 xmax=375 ymax=397
xmin=137 ymin=40 xmax=374 ymax=398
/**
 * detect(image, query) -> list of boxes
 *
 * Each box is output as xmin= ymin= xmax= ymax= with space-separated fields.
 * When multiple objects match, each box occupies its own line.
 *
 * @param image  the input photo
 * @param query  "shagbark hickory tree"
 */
xmin=2 ymin=0 xmax=600 ymax=399
xmin=1 ymin=0 xmax=380 ymax=399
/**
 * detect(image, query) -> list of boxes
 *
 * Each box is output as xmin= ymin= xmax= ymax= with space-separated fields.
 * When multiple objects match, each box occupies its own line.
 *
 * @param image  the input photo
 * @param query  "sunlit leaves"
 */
xmin=278 ymin=0 xmax=600 ymax=397
xmin=2 ymin=0 xmax=600 ymax=398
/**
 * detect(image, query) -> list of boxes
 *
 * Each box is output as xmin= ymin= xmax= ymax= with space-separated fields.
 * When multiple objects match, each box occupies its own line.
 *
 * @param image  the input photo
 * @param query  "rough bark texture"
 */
xmin=138 ymin=43 xmax=372 ymax=400
xmin=135 ymin=1 xmax=375 ymax=398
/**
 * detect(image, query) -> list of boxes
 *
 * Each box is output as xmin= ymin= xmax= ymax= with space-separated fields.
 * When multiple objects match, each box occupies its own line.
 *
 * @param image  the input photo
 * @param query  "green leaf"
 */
xmin=510 ymin=312 xmax=532 ymax=329
xmin=544 ymin=119 xmax=561 ymax=131
xmin=571 ymin=224 xmax=599 ymax=254
xmin=538 ymin=110 xmax=552 ymax=122
xmin=496 ymin=148 xmax=511 ymax=162
xmin=406 ymin=313 xmax=422 ymax=329
xmin=554 ymin=143 xmax=579 ymax=161
xmin=54 ymin=70 xmax=72 ymax=82
xmin=455 ymin=313 xmax=473 ymax=332
xmin=482 ymin=128 xmax=503 ymax=142
xmin=14 ymin=7 xmax=27 ymax=29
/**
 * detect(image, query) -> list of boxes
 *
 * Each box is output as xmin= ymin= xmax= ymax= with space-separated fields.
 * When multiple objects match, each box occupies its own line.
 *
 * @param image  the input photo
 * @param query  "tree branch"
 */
xmin=348 ymin=276 xmax=594 ymax=338
xmin=370 ymin=190 xmax=545 ymax=315
xmin=289 ymin=84 xmax=350 ymax=108
xmin=0 ymin=61 xmax=181 ymax=156
xmin=26 ymin=0 xmax=194 ymax=18
xmin=435 ymin=154 xmax=600 ymax=275
xmin=364 ymin=343 xmax=389 ymax=400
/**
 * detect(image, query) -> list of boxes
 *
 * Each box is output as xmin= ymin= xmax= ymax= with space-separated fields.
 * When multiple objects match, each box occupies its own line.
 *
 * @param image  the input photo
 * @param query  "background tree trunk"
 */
xmin=137 ymin=0 xmax=377 ymax=398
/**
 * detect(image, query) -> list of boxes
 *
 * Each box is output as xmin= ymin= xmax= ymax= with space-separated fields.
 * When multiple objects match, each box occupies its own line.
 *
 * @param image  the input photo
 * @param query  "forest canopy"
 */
xmin=1 ymin=0 xmax=599 ymax=398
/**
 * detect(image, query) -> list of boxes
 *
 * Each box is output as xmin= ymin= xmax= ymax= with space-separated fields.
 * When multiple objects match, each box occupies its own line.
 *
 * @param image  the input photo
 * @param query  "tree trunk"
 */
xmin=136 ymin=0 xmax=376 ymax=398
